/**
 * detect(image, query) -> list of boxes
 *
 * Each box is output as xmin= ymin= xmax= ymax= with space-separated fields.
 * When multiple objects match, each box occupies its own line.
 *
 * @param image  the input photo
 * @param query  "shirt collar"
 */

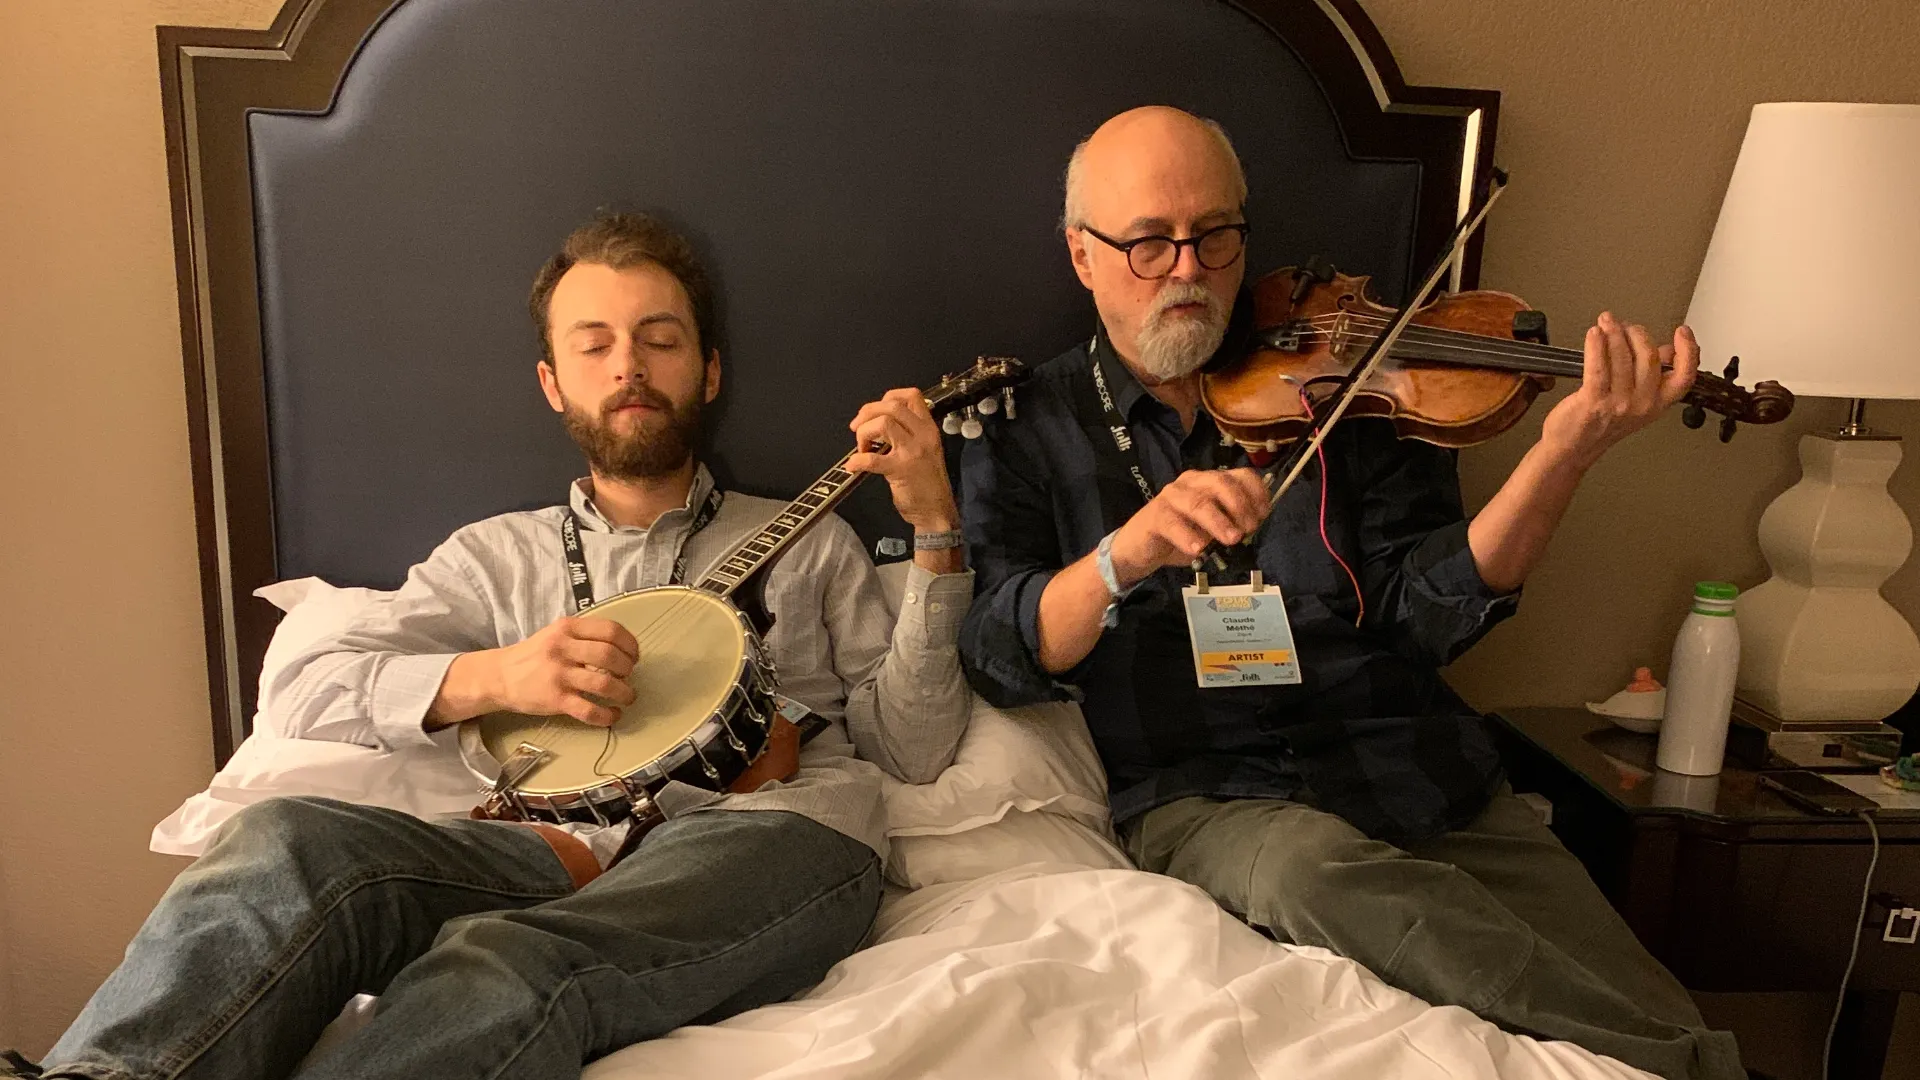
xmin=1090 ymin=287 xmax=1254 ymax=425
xmin=569 ymin=462 xmax=715 ymax=534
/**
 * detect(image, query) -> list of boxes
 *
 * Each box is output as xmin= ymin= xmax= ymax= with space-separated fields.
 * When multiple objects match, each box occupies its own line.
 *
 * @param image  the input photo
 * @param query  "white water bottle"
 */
xmin=1657 ymin=581 xmax=1741 ymax=776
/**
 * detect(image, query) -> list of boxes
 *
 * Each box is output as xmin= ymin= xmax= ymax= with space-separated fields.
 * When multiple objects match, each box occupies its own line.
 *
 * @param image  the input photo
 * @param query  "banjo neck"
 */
xmin=691 ymin=450 xmax=864 ymax=599
xmin=687 ymin=355 xmax=1028 ymax=601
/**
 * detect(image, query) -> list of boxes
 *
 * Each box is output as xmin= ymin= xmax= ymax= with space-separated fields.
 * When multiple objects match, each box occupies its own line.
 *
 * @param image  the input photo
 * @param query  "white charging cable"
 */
xmin=1822 ymin=810 xmax=1880 ymax=1080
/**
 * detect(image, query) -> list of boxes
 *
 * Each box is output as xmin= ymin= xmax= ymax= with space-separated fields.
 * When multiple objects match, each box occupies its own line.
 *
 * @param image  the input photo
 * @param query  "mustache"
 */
xmin=600 ymin=386 xmax=674 ymax=416
xmin=1145 ymin=281 xmax=1226 ymax=326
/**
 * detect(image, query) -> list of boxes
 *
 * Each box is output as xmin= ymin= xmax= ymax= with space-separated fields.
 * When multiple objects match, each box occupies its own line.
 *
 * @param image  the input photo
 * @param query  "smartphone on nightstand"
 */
xmin=1758 ymin=770 xmax=1880 ymax=816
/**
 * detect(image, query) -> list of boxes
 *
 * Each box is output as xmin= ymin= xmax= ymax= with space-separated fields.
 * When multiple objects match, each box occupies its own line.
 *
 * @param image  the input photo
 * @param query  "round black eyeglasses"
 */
xmin=1080 ymin=222 xmax=1250 ymax=279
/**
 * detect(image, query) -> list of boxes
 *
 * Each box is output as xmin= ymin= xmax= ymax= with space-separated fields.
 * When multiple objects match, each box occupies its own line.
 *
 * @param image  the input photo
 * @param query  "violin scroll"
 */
xmin=1680 ymin=354 xmax=1796 ymax=443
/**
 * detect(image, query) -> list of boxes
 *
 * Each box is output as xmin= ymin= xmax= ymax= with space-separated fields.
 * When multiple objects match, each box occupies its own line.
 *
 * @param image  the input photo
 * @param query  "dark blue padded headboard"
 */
xmin=161 ymin=0 xmax=1497 ymax=758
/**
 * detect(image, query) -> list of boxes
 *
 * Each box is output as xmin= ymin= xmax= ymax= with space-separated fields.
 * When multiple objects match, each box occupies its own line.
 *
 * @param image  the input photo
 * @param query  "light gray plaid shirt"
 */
xmin=265 ymin=464 xmax=975 ymax=859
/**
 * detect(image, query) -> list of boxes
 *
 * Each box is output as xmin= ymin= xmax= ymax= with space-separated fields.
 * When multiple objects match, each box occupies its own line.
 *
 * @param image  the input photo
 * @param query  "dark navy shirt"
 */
xmin=958 ymin=334 xmax=1517 ymax=844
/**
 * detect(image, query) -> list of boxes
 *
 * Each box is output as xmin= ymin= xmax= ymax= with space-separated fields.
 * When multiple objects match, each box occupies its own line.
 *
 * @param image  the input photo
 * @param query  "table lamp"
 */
xmin=1685 ymin=102 xmax=1920 ymax=724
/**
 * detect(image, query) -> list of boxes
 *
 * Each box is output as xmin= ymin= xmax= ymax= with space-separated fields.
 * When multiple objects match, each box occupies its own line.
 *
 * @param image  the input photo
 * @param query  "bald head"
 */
xmin=1062 ymin=107 xmax=1249 ymax=383
xmin=1062 ymin=106 xmax=1246 ymax=231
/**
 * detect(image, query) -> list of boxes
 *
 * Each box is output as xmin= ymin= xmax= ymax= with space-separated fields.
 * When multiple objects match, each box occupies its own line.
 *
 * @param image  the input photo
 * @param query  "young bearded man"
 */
xmin=957 ymin=106 xmax=1743 ymax=1080
xmin=14 ymin=212 xmax=973 ymax=1080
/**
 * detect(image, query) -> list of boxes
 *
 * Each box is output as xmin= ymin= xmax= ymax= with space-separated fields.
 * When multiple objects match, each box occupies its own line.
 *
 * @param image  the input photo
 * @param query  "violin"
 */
xmin=1202 ymin=261 xmax=1796 ymax=456
xmin=1186 ymin=171 xmax=1794 ymax=576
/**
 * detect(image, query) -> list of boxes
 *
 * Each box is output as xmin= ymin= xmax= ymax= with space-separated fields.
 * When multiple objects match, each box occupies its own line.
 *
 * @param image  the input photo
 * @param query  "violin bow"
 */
xmin=1199 ymin=167 xmax=1509 ymax=576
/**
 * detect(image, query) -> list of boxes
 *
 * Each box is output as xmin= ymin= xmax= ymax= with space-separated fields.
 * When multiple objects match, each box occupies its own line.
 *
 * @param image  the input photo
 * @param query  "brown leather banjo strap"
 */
xmin=523 ymin=823 xmax=605 ymax=889
xmin=729 ymin=715 xmax=801 ymax=793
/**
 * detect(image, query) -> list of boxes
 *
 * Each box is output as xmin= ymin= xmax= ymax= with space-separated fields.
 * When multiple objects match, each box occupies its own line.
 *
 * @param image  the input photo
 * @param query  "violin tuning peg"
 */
xmin=1723 ymin=355 xmax=1740 ymax=381
xmin=1001 ymin=386 xmax=1016 ymax=420
xmin=976 ymin=394 xmax=999 ymax=415
xmin=941 ymin=413 xmax=963 ymax=436
xmin=1682 ymin=403 xmax=1706 ymax=429
xmin=1719 ymin=416 xmax=1738 ymax=443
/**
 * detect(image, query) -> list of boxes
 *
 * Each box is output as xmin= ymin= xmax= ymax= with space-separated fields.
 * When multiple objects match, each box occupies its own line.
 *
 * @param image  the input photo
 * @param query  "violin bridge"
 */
xmin=1330 ymin=312 xmax=1357 ymax=363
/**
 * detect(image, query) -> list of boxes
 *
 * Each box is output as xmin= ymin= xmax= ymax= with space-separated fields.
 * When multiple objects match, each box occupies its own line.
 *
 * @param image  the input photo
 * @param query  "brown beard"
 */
xmin=560 ymin=384 xmax=703 ymax=480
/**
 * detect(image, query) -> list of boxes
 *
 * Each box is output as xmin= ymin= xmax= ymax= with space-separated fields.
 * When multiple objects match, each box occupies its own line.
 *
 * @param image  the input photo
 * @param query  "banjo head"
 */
xmin=469 ymin=586 xmax=750 ymax=796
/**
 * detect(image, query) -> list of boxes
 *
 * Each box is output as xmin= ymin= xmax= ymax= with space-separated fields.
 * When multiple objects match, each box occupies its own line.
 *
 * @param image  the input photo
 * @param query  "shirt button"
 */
xmin=929 ymin=601 xmax=946 ymax=614
xmin=904 ymin=591 xmax=919 ymax=604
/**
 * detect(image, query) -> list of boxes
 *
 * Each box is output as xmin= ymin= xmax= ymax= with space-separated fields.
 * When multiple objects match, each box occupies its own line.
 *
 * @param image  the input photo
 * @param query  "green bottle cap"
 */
xmin=1694 ymin=581 xmax=1738 ymax=601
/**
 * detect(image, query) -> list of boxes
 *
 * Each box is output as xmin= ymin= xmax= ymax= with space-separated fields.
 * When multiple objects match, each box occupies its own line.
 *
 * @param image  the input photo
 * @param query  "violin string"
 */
xmin=1300 ymin=330 xmax=1591 ymax=379
xmin=1291 ymin=329 xmax=1588 ymax=378
xmin=1302 ymin=312 xmax=1577 ymax=358
xmin=1295 ymin=313 xmax=1702 ymax=380
xmin=1308 ymin=318 xmax=1585 ymax=365
xmin=1297 ymin=316 xmax=1590 ymax=375
xmin=1239 ymin=172 xmax=1508 ymax=531
xmin=1298 ymin=321 xmax=1587 ymax=370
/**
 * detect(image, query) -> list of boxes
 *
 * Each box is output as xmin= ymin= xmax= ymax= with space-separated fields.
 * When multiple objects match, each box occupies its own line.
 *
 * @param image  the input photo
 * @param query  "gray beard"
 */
xmin=1133 ymin=284 xmax=1229 ymax=381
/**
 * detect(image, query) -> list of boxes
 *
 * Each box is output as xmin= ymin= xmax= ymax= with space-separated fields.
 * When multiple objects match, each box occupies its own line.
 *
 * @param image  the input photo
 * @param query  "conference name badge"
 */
xmin=1181 ymin=576 xmax=1302 ymax=688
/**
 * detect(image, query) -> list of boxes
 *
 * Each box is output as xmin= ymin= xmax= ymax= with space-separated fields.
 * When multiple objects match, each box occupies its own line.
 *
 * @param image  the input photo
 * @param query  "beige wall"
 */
xmin=1358 ymin=0 xmax=1920 ymax=709
xmin=0 ymin=0 xmax=284 ymax=1054
xmin=1 ymin=0 xmax=1917 ymax=1067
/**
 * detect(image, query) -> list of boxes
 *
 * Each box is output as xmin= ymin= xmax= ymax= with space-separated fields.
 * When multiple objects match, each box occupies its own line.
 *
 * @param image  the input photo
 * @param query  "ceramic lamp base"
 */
xmin=1736 ymin=433 xmax=1920 ymax=723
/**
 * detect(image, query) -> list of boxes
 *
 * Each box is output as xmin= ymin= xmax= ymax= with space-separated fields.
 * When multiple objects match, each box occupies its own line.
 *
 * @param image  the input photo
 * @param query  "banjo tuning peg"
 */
xmin=976 ymin=394 xmax=999 ymax=415
xmin=1723 ymin=355 xmax=1740 ymax=381
xmin=941 ymin=412 xmax=963 ymax=436
xmin=1001 ymin=386 xmax=1016 ymax=420
xmin=960 ymin=407 xmax=984 ymax=440
xmin=1719 ymin=416 xmax=1738 ymax=443
xmin=1681 ymin=403 xmax=1706 ymax=430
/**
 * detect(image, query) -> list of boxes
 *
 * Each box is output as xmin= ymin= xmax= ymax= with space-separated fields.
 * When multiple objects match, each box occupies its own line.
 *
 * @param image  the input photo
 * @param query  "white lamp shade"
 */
xmin=1685 ymin=103 xmax=1920 ymax=400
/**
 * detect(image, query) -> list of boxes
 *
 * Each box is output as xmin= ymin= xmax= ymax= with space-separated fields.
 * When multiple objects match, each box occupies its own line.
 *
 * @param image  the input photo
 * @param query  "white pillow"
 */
xmin=254 ymin=577 xmax=391 ymax=739
xmin=151 ymin=578 xmax=482 ymax=857
xmin=873 ymin=559 xmax=1114 ymax=837
xmin=886 ymin=807 xmax=1131 ymax=889
xmin=881 ymin=697 xmax=1109 ymax=836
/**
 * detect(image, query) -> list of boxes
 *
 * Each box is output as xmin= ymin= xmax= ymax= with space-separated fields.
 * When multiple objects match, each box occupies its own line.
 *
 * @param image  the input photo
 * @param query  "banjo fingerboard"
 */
xmin=690 ymin=355 xmax=1028 ymax=597
xmin=694 ymin=451 xmax=861 ymax=598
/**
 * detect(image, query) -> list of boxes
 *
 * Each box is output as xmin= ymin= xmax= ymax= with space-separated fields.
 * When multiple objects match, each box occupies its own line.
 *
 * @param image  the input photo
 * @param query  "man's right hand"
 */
xmin=1107 ymin=467 xmax=1270 ymax=588
xmin=426 ymin=616 xmax=639 ymax=730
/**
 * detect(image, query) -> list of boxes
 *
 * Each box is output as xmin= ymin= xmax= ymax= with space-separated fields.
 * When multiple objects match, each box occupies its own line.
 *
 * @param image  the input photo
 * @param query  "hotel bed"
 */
xmin=156 ymin=566 xmax=1649 ymax=1079
xmin=150 ymin=0 xmax=1650 ymax=1075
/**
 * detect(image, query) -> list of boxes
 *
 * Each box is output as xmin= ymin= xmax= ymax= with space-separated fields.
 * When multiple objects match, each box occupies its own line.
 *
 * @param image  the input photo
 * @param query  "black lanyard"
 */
xmin=1075 ymin=333 xmax=1257 ymax=578
xmin=1083 ymin=336 xmax=1160 ymax=509
xmin=561 ymin=486 xmax=724 ymax=613
xmin=1075 ymin=333 xmax=1238 ymax=519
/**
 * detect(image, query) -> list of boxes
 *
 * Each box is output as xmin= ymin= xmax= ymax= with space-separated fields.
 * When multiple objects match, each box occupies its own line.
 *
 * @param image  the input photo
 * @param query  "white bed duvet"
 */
xmin=193 ymin=573 xmax=1651 ymax=1080
xmin=577 ymin=865 xmax=1650 ymax=1080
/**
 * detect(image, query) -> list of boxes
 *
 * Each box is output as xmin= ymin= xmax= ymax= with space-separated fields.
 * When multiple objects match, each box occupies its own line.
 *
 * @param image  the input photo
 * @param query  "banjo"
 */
xmin=458 ymin=356 xmax=1029 ymax=826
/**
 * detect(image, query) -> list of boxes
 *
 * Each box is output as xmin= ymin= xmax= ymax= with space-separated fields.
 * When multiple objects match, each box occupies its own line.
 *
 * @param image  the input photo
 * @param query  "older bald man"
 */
xmin=958 ymin=107 xmax=1742 ymax=1080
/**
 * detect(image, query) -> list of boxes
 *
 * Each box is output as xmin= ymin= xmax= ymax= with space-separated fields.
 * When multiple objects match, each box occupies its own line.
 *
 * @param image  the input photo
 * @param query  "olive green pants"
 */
xmin=1121 ymin=790 xmax=1744 ymax=1080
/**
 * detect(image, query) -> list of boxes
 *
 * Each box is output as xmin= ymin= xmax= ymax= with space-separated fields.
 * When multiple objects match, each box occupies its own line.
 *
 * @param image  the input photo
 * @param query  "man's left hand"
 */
xmin=847 ymin=388 xmax=961 ymax=532
xmin=1539 ymin=311 xmax=1700 ymax=471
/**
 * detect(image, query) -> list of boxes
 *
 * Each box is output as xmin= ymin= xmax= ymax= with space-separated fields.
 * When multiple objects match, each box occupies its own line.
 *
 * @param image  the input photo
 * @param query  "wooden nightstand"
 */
xmin=1494 ymin=707 xmax=1920 ymax=1080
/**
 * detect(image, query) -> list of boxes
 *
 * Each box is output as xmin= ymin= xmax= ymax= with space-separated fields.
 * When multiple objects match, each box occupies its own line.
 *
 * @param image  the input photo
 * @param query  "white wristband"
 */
xmin=1096 ymin=531 xmax=1126 ymax=597
xmin=1096 ymin=531 xmax=1137 ymax=629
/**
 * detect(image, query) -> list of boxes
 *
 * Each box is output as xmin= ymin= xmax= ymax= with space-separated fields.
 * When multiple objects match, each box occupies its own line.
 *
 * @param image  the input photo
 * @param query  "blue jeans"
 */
xmin=45 ymin=797 xmax=883 ymax=1080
